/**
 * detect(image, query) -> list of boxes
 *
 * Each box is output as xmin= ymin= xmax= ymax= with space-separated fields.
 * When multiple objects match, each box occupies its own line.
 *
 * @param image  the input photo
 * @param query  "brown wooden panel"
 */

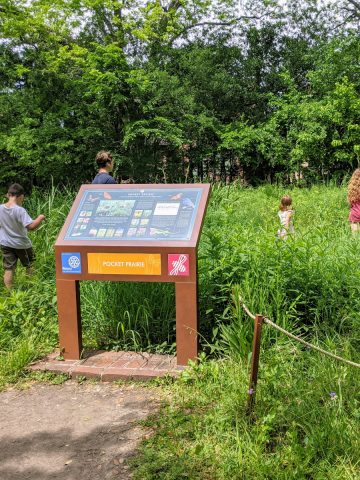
xmin=57 ymin=279 xmax=82 ymax=359
xmin=175 ymin=282 xmax=198 ymax=365
xmin=55 ymin=245 xmax=197 ymax=283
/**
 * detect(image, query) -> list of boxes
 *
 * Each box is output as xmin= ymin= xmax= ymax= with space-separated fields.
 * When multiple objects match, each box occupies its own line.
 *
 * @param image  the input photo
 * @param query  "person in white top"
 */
xmin=0 ymin=184 xmax=45 ymax=289
xmin=277 ymin=195 xmax=294 ymax=239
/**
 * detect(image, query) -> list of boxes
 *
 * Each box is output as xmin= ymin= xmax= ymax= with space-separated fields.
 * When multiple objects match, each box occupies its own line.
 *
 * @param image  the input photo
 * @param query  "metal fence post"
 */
xmin=246 ymin=314 xmax=264 ymax=417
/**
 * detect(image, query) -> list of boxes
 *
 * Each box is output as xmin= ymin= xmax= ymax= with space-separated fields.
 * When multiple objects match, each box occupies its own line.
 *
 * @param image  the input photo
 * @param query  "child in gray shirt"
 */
xmin=0 ymin=183 xmax=45 ymax=289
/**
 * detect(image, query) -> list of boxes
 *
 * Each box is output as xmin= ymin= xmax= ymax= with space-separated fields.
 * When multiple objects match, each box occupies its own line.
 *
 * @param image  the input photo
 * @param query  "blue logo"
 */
xmin=61 ymin=253 xmax=82 ymax=274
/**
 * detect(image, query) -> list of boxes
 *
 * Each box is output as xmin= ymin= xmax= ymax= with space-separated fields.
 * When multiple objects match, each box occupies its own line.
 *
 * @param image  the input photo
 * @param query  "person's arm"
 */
xmin=26 ymin=214 xmax=45 ymax=231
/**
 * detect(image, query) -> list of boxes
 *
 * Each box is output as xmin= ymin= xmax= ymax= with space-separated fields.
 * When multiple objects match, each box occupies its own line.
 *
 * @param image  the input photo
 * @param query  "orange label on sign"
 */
xmin=87 ymin=253 xmax=161 ymax=275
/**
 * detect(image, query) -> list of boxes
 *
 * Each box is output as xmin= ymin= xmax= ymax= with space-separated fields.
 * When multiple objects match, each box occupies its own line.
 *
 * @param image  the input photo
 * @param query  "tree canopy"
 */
xmin=1 ymin=0 xmax=360 ymax=188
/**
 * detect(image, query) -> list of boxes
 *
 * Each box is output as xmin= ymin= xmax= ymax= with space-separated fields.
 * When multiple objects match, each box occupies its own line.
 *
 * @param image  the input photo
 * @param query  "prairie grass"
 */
xmin=81 ymin=281 xmax=176 ymax=352
xmin=132 ymin=349 xmax=360 ymax=479
xmin=0 ymin=183 xmax=359 ymax=477
xmin=1 ymin=183 xmax=360 ymax=380
xmin=199 ymin=184 xmax=360 ymax=355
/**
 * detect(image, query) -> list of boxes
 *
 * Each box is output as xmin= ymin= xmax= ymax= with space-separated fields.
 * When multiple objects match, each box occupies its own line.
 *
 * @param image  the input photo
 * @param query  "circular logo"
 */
xmin=68 ymin=256 xmax=80 ymax=269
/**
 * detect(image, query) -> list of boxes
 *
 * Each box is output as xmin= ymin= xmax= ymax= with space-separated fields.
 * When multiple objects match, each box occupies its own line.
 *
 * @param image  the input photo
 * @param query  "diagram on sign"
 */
xmin=64 ymin=188 xmax=202 ymax=241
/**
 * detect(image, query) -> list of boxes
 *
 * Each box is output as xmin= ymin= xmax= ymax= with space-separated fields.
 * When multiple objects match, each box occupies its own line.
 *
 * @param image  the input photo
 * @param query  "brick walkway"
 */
xmin=29 ymin=350 xmax=185 ymax=381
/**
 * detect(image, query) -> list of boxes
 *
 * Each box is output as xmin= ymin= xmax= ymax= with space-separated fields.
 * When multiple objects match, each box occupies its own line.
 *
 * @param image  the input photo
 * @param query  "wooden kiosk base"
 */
xmin=56 ymin=278 xmax=198 ymax=366
xmin=55 ymin=184 xmax=210 ymax=367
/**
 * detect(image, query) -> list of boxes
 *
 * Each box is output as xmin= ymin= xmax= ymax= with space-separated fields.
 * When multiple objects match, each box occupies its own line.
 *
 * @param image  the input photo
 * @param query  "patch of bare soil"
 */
xmin=0 ymin=381 xmax=157 ymax=480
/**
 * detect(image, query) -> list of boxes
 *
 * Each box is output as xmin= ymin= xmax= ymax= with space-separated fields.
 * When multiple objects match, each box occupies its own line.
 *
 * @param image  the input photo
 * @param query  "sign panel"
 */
xmin=87 ymin=253 xmax=161 ymax=275
xmin=61 ymin=252 xmax=82 ymax=274
xmin=64 ymin=188 xmax=202 ymax=242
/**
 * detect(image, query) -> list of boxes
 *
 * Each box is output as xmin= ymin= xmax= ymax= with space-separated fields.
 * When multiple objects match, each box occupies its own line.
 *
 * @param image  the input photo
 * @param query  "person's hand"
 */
xmin=38 ymin=214 xmax=46 ymax=222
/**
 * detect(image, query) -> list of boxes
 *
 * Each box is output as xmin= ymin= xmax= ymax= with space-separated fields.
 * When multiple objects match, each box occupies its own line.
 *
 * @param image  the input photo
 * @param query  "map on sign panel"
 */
xmin=64 ymin=188 xmax=202 ymax=241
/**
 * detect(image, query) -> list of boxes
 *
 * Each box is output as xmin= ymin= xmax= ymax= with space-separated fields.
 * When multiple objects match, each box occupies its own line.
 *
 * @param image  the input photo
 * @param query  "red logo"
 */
xmin=168 ymin=254 xmax=189 ymax=276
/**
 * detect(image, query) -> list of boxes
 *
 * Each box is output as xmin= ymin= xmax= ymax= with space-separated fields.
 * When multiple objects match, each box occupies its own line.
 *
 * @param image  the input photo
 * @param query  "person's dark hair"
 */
xmin=7 ymin=183 xmax=25 ymax=197
xmin=95 ymin=150 xmax=113 ymax=168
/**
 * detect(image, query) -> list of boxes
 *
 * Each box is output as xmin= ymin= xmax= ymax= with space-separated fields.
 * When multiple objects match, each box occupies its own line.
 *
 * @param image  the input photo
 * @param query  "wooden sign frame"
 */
xmin=55 ymin=184 xmax=211 ymax=365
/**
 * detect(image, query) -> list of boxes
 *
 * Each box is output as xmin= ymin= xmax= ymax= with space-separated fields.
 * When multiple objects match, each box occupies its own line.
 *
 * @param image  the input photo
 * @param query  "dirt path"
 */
xmin=0 ymin=381 xmax=157 ymax=480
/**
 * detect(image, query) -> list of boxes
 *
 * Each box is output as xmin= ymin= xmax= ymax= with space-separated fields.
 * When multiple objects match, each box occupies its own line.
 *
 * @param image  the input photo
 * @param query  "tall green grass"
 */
xmin=1 ymin=183 xmax=360 ymax=476
xmin=1 ymin=183 xmax=360 ymax=381
xmin=199 ymin=184 xmax=360 ymax=358
xmin=81 ymin=281 xmax=175 ymax=352
xmin=0 ymin=186 xmax=67 ymax=386
xmin=133 ymin=349 xmax=360 ymax=479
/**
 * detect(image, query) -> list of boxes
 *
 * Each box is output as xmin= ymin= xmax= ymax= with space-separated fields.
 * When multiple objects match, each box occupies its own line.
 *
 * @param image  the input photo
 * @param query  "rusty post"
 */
xmin=175 ymin=282 xmax=198 ymax=365
xmin=246 ymin=314 xmax=264 ymax=417
xmin=57 ymin=278 xmax=82 ymax=359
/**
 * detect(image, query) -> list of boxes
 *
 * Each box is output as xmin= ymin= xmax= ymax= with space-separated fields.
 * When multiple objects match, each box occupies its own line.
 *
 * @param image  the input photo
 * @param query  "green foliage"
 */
xmin=81 ymin=281 xmax=176 ymax=353
xmin=0 ymin=184 xmax=360 ymax=476
xmin=132 ymin=353 xmax=360 ymax=479
xmin=0 ymin=186 xmax=71 ymax=386
xmin=199 ymin=184 xmax=360 ymax=351
xmin=1 ymin=1 xmax=360 ymax=186
xmin=0 ymin=286 xmax=58 ymax=387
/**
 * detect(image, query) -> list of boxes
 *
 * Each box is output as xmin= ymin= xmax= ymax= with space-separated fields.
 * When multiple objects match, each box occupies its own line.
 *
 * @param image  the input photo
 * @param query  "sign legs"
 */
xmin=175 ymin=282 xmax=198 ymax=365
xmin=56 ymin=279 xmax=82 ymax=359
xmin=56 ymin=279 xmax=199 ymax=364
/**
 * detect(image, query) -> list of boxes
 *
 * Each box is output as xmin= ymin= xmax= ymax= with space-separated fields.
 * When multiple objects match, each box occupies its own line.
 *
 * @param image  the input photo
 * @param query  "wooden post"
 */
xmin=56 ymin=279 xmax=82 ymax=359
xmin=246 ymin=314 xmax=264 ymax=417
xmin=175 ymin=282 xmax=198 ymax=365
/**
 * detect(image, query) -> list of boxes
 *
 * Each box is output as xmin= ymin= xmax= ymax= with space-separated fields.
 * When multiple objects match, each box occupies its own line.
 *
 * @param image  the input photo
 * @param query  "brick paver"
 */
xmin=29 ymin=349 xmax=185 ymax=381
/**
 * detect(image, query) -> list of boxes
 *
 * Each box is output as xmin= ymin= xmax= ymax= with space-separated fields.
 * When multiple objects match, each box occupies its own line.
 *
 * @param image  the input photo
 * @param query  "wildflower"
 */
xmin=248 ymin=388 xmax=254 ymax=395
xmin=329 ymin=392 xmax=337 ymax=399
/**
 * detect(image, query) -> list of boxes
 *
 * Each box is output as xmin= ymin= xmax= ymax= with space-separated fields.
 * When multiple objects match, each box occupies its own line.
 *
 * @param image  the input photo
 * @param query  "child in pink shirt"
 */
xmin=348 ymin=169 xmax=360 ymax=232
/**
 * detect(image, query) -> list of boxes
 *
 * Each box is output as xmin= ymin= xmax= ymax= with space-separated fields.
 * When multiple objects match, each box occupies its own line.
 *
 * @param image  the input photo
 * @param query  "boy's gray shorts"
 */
xmin=0 ymin=245 xmax=35 ymax=270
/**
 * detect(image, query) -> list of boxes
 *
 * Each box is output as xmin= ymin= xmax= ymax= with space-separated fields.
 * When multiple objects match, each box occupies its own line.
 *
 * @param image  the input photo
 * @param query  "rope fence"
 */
xmin=239 ymin=296 xmax=360 ymax=369
xmin=238 ymin=295 xmax=360 ymax=417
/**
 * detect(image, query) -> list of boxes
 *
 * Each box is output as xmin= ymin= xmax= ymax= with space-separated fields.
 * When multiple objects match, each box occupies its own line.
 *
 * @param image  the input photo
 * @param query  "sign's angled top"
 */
xmin=56 ymin=184 xmax=210 ymax=247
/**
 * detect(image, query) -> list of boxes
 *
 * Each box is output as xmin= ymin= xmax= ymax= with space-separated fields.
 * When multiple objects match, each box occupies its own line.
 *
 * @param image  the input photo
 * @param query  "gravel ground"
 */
xmin=0 ymin=381 xmax=157 ymax=480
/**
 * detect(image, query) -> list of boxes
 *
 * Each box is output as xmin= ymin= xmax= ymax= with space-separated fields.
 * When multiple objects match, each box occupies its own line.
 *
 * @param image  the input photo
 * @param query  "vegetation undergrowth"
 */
xmin=132 ymin=349 xmax=360 ymax=479
xmin=1 ymin=183 xmax=360 ymax=381
xmin=1 ymin=183 xmax=360 ymax=476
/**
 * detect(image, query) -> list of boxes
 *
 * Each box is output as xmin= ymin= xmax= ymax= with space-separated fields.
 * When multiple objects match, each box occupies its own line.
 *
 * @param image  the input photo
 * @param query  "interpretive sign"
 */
xmin=64 ymin=188 xmax=202 ymax=242
xmin=55 ymin=184 xmax=210 ymax=366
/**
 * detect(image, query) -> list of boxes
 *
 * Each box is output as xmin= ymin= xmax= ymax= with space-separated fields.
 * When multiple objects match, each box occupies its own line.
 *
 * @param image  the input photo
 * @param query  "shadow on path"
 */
xmin=0 ymin=382 xmax=157 ymax=480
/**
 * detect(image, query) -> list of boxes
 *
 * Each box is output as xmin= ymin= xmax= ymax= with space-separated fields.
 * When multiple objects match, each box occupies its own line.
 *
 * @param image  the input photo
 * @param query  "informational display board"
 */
xmin=55 ymin=184 xmax=211 ymax=366
xmin=64 ymin=188 xmax=202 ymax=242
